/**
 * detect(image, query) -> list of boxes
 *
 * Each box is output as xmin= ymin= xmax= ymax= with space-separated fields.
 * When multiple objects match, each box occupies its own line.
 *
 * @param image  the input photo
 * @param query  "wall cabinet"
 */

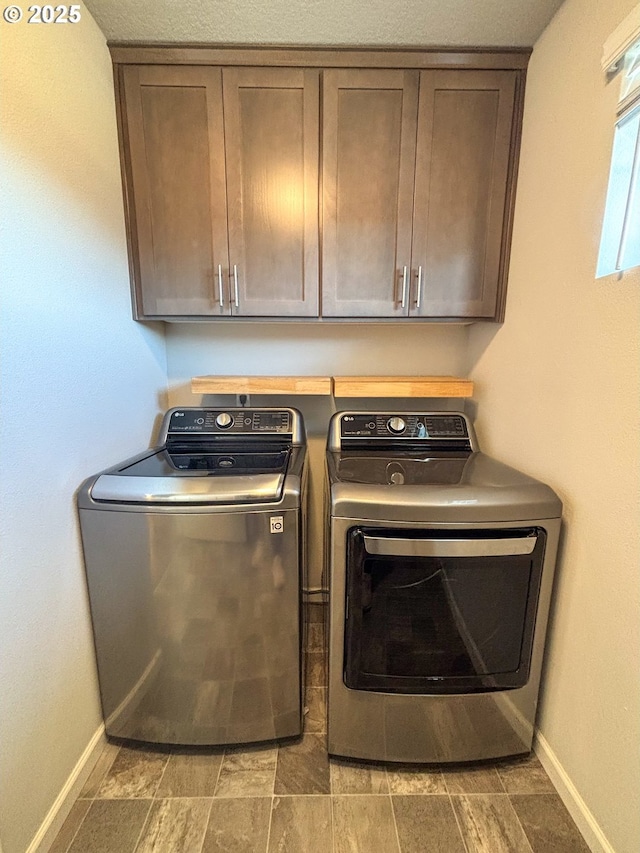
xmin=321 ymin=69 xmax=418 ymax=318
xmin=322 ymin=68 xmax=518 ymax=318
xmin=121 ymin=65 xmax=319 ymax=317
xmin=113 ymin=48 xmax=527 ymax=321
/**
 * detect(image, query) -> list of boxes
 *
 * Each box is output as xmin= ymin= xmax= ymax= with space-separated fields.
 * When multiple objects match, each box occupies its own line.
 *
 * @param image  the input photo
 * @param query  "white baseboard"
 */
xmin=27 ymin=724 xmax=106 ymax=853
xmin=534 ymin=730 xmax=615 ymax=853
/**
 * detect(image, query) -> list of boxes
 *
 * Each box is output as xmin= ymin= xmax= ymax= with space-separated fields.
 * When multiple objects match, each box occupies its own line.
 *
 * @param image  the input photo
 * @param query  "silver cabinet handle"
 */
xmin=416 ymin=266 xmax=423 ymax=309
xmin=232 ymin=264 xmax=239 ymax=308
xmin=401 ymin=266 xmax=408 ymax=309
xmin=362 ymin=535 xmax=537 ymax=558
xmin=217 ymin=264 xmax=224 ymax=308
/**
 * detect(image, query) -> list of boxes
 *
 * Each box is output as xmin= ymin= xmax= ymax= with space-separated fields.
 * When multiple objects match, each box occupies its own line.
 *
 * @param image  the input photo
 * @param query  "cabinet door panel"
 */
xmin=411 ymin=70 xmax=517 ymax=318
xmin=223 ymin=68 xmax=319 ymax=317
xmin=322 ymin=70 xmax=418 ymax=317
xmin=122 ymin=66 xmax=229 ymax=316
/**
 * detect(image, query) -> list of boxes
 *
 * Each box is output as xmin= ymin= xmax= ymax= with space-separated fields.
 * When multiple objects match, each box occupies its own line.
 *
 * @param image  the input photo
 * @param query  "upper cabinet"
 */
xmin=112 ymin=47 xmax=527 ymax=321
xmin=121 ymin=64 xmax=319 ymax=318
xmin=411 ymin=70 xmax=517 ymax=318
xmin=322 ymin=69 xmax=419 ymax=318
xmin=322 ymin=68 xmax=519 ymax=319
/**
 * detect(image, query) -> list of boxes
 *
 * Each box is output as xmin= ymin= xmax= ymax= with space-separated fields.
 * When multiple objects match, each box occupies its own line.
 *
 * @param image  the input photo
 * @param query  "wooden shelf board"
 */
xmin=191 ymin=375 xmax=332 ymax=395
xmin=332 ymin=376 xmax=474 ymax=398
xmin=192 ymin=375 xmax=473 ymax=398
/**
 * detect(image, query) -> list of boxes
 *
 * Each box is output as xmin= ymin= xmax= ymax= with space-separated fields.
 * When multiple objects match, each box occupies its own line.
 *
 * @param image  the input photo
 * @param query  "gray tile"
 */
xmin=307 ymin=622 xmax=324 ymax=651
xmin=392 ymin=795 xmax=466 ymax=853
xmin=202 ymin=797 xmax=271 ymax=852
xmin=332 ymin=795 xmax=400 ymax=853
xmin=306 ymin=603 xmax=326 ymax=624
xmin=135 ymin=797 xmax=211 ymax=852
xmin=79 ymin=742 xmax=121 ymax=799
xmin=452 ymin=794 xmax=533 ymax=853
xmin=330 ymin=757 xmax=389 ymax=794
xmin=510 ymin=794 xmax=590 ymax=853
xmin=49 ymin=800 xmax=91 ymax=853
xmin=386 ymin=764 xmax=447 ymax=794
xmin=303 ymin=687 xmax=326 ymax=734
xmin=275 ymin=733 xmax=330 ymax=794
xmin=156 ymin=750 xmax=223 ymax=798
xmin=214 ymin=745 xmax=277 ymax=797
xmin=497 ymin=754 xmax=556 ymax=794
xmin=268 ymin=796 xmax=332 ymax=853
xmin=67 ymin=799 xmax=151 ymax=853
xmin=97 ymin=746 xmax=168 ymax=799
xmin=305 ymin=651 xmax=327 ymax=687
xmin=443 ymin=763 xmax=505 ymax=794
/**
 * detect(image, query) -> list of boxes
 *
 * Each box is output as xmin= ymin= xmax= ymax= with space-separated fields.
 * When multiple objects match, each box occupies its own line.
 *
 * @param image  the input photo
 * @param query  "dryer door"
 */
xmin=343 ymin=526 xmax=546 ymax=694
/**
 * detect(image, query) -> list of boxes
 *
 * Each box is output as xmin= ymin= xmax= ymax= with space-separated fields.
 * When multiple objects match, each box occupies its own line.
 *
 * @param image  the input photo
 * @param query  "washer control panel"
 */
xmin=340 ymin=413 xmax=469 ymax=440
xmin=167 ymin=409 xmax=292 ymax=435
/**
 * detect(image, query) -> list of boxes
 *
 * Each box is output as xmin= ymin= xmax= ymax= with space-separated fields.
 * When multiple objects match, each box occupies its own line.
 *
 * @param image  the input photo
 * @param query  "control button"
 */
xmin=215 ymin=412 xmax=234 ymax=429
xmin=387 ymin=416 xmax=406 ymax=434
xmin=367 ymin=422 xmax=376 ymax=430
xmin=195 ymin=417 xmax=205 ymax=425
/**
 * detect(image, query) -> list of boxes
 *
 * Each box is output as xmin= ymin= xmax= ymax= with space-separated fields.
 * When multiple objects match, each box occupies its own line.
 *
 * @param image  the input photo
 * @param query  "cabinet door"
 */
xmin=411 ymin=70 xmax=517 ymax=318
xmin=322 ymin=70 xmax=419 ymax=317
xmin=122 ymin=66 xmax=230 ymax=317
xmin=222 ymin=68 xmax=320 ymax=317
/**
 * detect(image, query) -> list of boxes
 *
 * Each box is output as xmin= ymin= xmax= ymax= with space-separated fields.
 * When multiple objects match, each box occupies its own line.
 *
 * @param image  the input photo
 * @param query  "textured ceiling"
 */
xmin=84 ymin=0 xmax=565 ymax=47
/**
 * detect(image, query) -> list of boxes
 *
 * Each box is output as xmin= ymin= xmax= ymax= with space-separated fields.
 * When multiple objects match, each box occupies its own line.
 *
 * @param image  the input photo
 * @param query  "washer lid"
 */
xmin=89 ymin=449 xmax=288 ymax=503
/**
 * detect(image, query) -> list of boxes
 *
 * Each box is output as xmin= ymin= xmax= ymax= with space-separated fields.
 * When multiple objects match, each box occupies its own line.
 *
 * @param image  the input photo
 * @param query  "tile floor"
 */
xmin=50 ymin=606 xmax=590 ymax=853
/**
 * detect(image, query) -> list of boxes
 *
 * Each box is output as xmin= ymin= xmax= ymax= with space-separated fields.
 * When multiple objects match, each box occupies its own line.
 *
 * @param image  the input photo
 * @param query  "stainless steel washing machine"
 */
xmin=78 ymin=407 xmax=307 ymax=746
xmin=325 ymin=410 xmax=562 ymax=763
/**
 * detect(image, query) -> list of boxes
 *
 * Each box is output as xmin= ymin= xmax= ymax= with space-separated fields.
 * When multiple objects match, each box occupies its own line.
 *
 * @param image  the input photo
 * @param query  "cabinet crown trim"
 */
xmin=109 ymin=44 xmax=531 ymax=70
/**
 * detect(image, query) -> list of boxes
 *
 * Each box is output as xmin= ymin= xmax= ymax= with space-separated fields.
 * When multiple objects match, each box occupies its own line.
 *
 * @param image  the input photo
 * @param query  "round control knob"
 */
xmin=387 ymin=416 xmax=406 ymax=434
xmin=215 ymin=412 xmax=234 ymax=429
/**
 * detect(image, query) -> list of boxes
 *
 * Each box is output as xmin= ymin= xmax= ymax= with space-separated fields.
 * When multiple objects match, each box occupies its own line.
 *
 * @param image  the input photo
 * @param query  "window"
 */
xmin=597 ymin=105 xmax=640 ymax=276
xmin=597 ymin=6 xmax=640 ymax=277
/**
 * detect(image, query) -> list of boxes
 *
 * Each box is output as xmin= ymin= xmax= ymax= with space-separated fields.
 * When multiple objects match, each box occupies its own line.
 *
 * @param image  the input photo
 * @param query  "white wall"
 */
xmin=466 ymin=0 xmax=640 ymax=850
xmin=0 ymin=14 xmax=167 ymax=853
xmin=166 ymin=322 xmax=469 ymax=413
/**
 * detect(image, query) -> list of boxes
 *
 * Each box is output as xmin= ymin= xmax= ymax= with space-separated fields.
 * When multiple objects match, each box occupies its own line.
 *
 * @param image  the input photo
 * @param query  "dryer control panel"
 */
xmin=340 ymin=413 xmax=468 ymax=440
xmin=328 ymin=411 xmax=478 ymax=452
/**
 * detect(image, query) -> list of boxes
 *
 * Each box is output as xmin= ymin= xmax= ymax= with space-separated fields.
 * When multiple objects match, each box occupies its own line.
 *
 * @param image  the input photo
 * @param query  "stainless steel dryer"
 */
xmin=78 ymin=407 xmax=307 ymax=746
xmin=325 ymin=411 xmax=562 ymax=763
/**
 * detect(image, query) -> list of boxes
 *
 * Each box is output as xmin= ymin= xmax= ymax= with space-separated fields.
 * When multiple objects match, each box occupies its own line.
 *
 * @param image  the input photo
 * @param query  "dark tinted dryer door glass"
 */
xmin=344 ymin=527 xmax=546 ymax=694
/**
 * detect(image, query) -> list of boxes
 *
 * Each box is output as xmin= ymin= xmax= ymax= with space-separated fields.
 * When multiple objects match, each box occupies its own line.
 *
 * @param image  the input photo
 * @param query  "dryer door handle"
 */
xmin=362 ymin=535 xmax=536 ymax=558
